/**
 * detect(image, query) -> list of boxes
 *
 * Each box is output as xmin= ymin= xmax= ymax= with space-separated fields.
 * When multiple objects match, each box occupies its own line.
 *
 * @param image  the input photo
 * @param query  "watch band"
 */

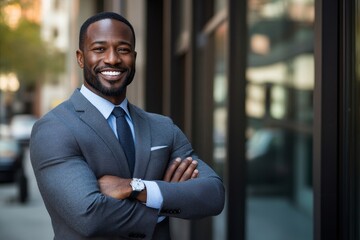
xmin=129 ymin=190 xmax=141 ymax=199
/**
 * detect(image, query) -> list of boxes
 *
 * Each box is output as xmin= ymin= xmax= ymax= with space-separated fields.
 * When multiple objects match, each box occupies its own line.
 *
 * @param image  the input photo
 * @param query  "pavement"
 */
xmin=0 ymin=148 xmax=53 ymax=240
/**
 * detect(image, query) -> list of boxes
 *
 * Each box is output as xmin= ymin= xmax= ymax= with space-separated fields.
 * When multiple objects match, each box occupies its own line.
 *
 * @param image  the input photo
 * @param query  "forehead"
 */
xmin=85 ymin=19 xmax=134 ymax=46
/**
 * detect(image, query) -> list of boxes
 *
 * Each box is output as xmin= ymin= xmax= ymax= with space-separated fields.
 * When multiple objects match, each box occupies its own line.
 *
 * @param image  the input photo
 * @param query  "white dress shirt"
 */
xmin=80 ymin=85 xmax=164 ymax=213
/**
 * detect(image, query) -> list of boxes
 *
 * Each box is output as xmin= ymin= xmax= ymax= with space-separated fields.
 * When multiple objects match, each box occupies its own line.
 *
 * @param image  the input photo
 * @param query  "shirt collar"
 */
xmin=80 ymin=85 xmax=130 ymax=119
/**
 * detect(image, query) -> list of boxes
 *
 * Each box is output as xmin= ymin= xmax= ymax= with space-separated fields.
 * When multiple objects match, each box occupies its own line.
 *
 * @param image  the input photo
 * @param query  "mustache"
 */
xmin=95 ymin=65 xmax=123 ymax=73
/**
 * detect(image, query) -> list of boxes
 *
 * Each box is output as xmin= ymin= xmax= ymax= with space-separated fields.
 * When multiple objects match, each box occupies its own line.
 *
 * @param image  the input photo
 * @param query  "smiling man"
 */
xmin=30 ymin=12 xmax=225 ymax=240
xmin=77 ymin=14 xmax=136 ymax=101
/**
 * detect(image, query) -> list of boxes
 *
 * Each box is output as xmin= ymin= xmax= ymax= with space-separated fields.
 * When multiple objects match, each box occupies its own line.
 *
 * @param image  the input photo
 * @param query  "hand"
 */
xmin=98 ymin=176 xmax=147 ymax=203
xmin=163 ymin=157 xmax=199 ymax=182
xmin=98 ymin=175 xmax=132 ymax=200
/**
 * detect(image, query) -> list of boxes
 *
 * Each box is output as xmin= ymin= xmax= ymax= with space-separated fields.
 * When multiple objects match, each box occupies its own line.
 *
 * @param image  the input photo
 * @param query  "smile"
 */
xmin=101 ymin=71 xmax=122 ymax=76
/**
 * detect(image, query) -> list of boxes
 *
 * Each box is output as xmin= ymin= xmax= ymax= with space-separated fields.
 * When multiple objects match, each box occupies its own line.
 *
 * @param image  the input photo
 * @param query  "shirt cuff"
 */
xmin=143 ymin=180 xmax=163 ymax=209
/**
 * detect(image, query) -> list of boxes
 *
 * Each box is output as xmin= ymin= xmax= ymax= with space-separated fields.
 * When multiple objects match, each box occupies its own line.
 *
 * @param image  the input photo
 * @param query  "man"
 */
xmin=30 ymin=12 xmax=225 ymax=240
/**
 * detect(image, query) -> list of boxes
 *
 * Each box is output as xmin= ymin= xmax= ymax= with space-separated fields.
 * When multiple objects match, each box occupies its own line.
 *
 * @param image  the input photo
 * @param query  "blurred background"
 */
xmin=0 ymin=0 xmax=359 ymax=240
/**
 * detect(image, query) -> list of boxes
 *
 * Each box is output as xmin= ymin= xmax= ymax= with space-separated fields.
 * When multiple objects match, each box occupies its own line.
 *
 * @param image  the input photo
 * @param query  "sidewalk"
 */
xmin=0 ymin=149 xmax=53 ymax=240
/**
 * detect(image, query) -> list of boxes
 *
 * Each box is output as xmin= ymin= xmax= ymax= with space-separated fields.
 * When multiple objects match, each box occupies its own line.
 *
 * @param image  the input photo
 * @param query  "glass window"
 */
xmin=212 ymin=21 xmax=228 ymax=240
xmin=246 ymin=0 xmax=314 ymax=239
xmin=215 ymin=0 xmax=227 ymax=12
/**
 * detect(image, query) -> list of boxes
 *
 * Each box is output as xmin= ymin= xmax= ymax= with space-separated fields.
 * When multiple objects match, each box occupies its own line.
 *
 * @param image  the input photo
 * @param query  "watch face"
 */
xmin=131 ymin=178 xmax=144 ymax=191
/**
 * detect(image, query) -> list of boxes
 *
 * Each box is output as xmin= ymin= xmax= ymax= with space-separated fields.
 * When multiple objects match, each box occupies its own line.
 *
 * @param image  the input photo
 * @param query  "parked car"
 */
xmin=0 ymin=137 xmax=28 ymax=203
xmin=10 ymin=114 xmax=37 ymax=143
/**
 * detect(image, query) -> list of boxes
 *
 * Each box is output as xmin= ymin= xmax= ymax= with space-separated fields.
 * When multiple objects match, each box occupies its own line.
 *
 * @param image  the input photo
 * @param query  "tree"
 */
xmin=0 ymin=1 xmax=64 ymax=88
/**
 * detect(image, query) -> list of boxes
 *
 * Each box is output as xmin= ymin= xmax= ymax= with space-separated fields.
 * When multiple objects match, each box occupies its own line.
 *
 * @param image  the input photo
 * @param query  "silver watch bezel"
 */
xmin=130 ymin=178 xmax=145 ymax=192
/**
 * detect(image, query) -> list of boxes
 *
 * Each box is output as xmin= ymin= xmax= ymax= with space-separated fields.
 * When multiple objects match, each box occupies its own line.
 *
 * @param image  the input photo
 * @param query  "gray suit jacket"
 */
xmin=30 ymin=89 xmax=225 ymax=240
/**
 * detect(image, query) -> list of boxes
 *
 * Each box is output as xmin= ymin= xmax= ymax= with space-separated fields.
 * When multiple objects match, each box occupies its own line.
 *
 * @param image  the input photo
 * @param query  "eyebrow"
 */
xmin=90 ymin=40 xmax=132 ymax=47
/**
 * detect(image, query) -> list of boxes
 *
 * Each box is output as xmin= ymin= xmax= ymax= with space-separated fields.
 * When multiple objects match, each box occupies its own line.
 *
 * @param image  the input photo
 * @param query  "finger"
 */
xmin=191 ymin=169 xmax=199 ymax=179
xmin=163 ymin=158 xmax=181 ymax=181
xmin=171 ymin=157 xmax=192 ymax=182
xmin=179 ymin=160 xmax=198 ymax=182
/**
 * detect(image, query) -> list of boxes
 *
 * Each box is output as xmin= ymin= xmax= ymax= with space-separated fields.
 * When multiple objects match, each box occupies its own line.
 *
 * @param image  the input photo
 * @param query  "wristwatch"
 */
xmin=129 ymin=178 xmax=145 ymax=199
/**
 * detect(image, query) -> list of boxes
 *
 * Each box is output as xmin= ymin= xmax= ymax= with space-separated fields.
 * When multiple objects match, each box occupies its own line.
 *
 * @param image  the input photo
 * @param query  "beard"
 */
xmin=83 ymin=63 xmax=135 ymax=97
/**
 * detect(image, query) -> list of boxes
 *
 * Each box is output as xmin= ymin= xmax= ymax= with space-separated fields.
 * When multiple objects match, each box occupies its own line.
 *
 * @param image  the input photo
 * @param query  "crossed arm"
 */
xmin=98 ymin=157 xmax=199 ymax=202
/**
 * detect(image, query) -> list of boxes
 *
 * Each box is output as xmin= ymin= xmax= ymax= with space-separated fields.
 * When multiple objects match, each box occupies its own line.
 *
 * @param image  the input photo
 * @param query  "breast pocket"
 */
xmin=146 ymin=146 xmax=171 ymax=179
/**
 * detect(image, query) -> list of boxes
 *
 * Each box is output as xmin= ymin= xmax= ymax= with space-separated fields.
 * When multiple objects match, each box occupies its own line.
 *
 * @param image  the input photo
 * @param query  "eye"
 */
xmin=93 ymin=47 xmax=105 ymax=53
xmin=118 ymin=47 xmax=131 ymax=54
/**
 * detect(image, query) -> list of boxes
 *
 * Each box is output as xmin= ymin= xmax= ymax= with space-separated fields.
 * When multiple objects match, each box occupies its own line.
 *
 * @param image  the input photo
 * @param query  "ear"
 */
xmin=76 ymin=50 xmax=84 ymax=68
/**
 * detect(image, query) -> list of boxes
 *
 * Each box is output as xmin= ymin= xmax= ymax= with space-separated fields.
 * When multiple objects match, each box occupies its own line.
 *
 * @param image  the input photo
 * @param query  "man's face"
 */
xmin=76 ymin=19 xmax=136 ymax=103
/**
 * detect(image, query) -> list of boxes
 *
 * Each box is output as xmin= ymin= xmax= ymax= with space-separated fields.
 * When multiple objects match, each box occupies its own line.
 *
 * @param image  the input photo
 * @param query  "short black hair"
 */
xmin=79 ymin=12 xmax=136 ymax=50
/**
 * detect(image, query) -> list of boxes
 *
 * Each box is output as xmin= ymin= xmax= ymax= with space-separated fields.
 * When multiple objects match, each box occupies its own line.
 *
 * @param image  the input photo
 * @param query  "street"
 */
xmin=0 ymin=148 xmax=53 ymax=240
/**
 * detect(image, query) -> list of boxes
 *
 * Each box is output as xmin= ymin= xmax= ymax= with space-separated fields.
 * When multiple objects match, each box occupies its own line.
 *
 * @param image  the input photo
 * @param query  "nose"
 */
xmin=104 ymin=48 xmax=121 ymax=65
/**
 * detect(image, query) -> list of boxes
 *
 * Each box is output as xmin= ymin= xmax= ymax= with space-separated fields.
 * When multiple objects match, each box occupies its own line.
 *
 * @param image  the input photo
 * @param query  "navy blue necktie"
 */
xmin=112 ymin=107 xmax=135 ymax=175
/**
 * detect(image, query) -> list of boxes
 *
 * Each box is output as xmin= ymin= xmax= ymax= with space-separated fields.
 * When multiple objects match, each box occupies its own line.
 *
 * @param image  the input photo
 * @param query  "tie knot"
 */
xmin=112 ymin=107 xmax=126 ymax=118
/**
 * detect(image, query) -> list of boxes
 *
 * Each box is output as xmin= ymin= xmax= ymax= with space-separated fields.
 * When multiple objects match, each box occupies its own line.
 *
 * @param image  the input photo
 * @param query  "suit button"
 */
xmin=129 ymin=232 xmax=146 ymax=239
xmin=161 ymin=208 xmax=181 ymax=214
xmin=161 ymin=209 xmax=169 ymax=214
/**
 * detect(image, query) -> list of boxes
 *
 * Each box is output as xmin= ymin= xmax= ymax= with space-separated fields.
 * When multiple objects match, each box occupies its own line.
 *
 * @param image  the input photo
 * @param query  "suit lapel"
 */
xmin=70 ymin=90 xmax=131 ymax=176
xmin=129 ymin=104 xmax=151 ymax=178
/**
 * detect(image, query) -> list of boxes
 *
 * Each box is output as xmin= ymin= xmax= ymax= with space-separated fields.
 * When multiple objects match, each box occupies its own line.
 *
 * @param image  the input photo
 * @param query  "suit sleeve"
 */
xmin=30 ymin=112 xmax=158 ymax=239
xmin=155 ymin=123 xmax=225 ymax=219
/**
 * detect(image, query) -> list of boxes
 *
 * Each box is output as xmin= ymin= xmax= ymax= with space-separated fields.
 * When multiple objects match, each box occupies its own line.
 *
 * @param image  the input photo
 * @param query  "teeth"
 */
xmin=101 ymin=71 xmax=121 ymax=76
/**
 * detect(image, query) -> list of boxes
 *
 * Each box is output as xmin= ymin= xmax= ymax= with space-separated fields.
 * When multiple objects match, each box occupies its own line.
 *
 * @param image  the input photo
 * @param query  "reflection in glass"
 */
xmin=270 ymin=85 xmax=286 ymax=119
xmin=212 ymin=21 xmax=228 ymax=240
xmin=246 ymin=84 xmax=265 ymax=118
xmin=214 ymin=0 xmax=227 ymax=12
xmin=246 ymin=0 xmax=314 ymax=239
